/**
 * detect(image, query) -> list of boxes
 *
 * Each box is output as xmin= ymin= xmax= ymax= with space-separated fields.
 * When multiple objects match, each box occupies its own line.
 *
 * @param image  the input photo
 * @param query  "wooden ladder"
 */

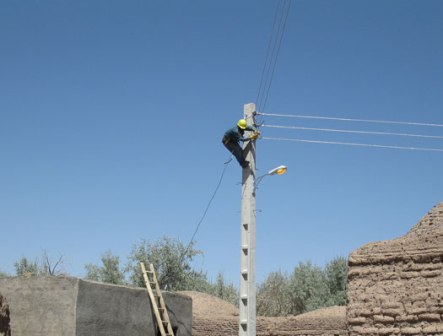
xmin=140 ymin=262 xmax=175 ymax=336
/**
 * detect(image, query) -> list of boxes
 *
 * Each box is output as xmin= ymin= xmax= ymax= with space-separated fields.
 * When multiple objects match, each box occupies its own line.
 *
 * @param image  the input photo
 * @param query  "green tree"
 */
xmin=209 ymin=273 xmax=238 ymax=306
xmin=14 ymin=257 xmax=38 ymax=276
xmin=85 ymin=251 xmax=126 ymax=285
xmin=127 ymin=236 xmax=207 ymax=291
xmin=14 ymin=251 xmax=65 ymax=277
xmin=324 ymin=256 xmax=347 ymax=306
xmin=287 ymin=261 xmax=330 ymax=314
xmin=257 ymin=270 xmax=291 ymax=316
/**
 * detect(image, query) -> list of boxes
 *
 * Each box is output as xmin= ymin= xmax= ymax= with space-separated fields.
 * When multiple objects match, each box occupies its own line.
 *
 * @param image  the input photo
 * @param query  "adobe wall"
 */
xmin=183 ymin=291 xmax=347 ymax=336
xmin=0 ymin=293 xmax=11 ymax=336
xmin=191 ymin=313 xmax=348 ymax=336
xmin=347 ymin=202 xmax=443 ymax=336
xmin=0 ymin=276 xmax=192 ymax=336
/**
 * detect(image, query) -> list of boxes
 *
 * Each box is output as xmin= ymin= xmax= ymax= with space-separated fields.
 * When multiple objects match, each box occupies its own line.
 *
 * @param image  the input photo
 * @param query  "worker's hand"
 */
xmin=250 ymin=130 xmax=261 ymax=140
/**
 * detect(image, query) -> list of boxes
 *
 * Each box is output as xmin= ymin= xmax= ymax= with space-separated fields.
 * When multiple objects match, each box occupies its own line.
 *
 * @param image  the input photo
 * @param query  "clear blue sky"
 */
xmin=1 ymin=0 xmax=442 ymax=284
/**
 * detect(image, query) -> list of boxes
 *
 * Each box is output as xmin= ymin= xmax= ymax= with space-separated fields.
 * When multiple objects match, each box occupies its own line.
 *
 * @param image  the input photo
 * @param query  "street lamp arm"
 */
xmin=254 ymin=165 xmax=287 ymax=190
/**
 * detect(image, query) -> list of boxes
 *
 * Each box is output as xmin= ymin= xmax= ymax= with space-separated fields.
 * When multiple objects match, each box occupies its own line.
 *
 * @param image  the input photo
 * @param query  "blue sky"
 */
xmin=1 ymin=0 xmax=442 ymax=284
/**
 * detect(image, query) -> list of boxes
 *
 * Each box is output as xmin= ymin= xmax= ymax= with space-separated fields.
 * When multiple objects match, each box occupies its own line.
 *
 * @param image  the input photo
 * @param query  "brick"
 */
xmin=381 ymin=301 xmax=402 ymax=309
xmin=348 ymin=317 xmax=366 ymax=325
xmin=350 ymin=326 xmax=379 ymax=335
xmin=421 ymin=270 xmax=442 ymax=278
xmin=395 ymin=314 xmax=418 ymax=323
xmin=418 ymin=313 xmax=441 ymax=322
xmin=423 ymin=323 xmax=443 ymax=334
xmin=408 ymin=307 xmax=428 ymax=314
xmin=383 ymin=308 xmax=403 ymax=317
xmin=374 ymin=315 xmax=395 ymax=323
xmin=380 ymin=272 xmax=397 ymax=280
xmin=423 ymin=263 xmax=442 ymax=271
xmin=400 ymin=271 xmax=420 ymax=279
xmin=372 ymin=307 xmax=382 ymax=314
xmin=400 ymin=326 xmax=423 ymax=335
xmin=377 ymin=327 xmax=401 ymax=334
xmin=359 ymin=309 xmax=374 ymax=317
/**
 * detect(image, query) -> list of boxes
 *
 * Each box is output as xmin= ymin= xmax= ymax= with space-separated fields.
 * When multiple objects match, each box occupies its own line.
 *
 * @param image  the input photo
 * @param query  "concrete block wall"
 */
xmin=0 ymin=276 xmax=192 ymax=336
xmin=347 ymin=203 xmax=443 ymax=336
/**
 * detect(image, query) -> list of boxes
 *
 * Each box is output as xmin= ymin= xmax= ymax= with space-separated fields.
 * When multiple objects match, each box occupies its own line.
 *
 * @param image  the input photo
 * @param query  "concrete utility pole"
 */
xmin=239 ymin=103 xmax=257 ymax=336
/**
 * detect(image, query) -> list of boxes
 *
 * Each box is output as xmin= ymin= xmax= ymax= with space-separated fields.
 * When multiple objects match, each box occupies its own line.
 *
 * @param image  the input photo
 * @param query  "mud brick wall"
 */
xmin=192 ymin=314 xmax=347 ymax=336
xmin=185 ymin=291 xmax=346 ymax=336
xmin=347 ymin=202 xmax=443 ymax=336
xmin=0 ymin=294 xmax=11 ymax=336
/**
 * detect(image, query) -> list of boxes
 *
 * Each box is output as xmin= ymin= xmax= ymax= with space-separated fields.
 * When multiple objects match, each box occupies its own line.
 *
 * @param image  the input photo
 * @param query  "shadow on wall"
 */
xmin=0 ymin=294 xmax=11 ymax=336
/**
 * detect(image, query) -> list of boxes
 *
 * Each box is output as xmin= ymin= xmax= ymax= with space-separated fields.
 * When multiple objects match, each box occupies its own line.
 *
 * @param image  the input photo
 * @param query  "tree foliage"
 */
xmin=84 ymin=251 xmax=126 ymax=285
xmin=10 ymin=240 xmax=346 ymax=317
xmin=287 ymin=261 xmax=330 ymax=314
xmin=14 ymin=251 xmax=65 ymax=277
xmin=14 ymin=257 xmax=38 ymax=276
xmin=257 ymin=270 xmax=291 ymax=316
xmin=257 ymin=257 xmax=348 ymax=317
xmin=324 ymin=256 xmax=347 ymax=306
xmin=126 ymin=236 xmax=207 ymax=291
xmin=82 ymin=237 xmax=238 ymax=304
xmin=208 ymin=272 xmax=238 ymax=306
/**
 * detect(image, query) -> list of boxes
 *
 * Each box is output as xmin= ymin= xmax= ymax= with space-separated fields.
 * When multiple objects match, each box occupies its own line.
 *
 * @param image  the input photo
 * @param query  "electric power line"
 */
xmin=256 ymin=0 xmax=292 ymax=113
xmin=262 ymin=124 xmax=443 ymax=140
xmin=256 ymin=0 xmax=284 ymax=109
xmin=257 ymin=112 xmax=443 ymax=128
xmin=262 ymin=136 xmax=443 ymax=152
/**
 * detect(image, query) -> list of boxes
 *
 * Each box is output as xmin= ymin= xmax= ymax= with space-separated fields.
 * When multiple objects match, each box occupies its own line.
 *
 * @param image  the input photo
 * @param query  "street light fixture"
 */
xmin=268 ymin=165 xmax=287 ymax=176
xmin=255 ymin=165 xmax=288 ymax=190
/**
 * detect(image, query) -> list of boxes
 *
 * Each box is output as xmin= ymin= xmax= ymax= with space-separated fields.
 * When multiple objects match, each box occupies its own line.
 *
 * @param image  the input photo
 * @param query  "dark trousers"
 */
xmin=223 ymin=139 xmax=246 ymax=166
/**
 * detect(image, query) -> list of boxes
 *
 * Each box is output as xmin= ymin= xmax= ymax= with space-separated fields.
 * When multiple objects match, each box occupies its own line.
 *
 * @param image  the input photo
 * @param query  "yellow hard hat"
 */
xmin=237 ymin=119 xmax=247 ymax=129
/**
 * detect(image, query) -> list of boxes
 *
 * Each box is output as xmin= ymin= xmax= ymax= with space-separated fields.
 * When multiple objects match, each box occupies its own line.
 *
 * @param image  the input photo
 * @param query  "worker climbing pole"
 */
xmin=222 ymin=117 xmax=260 ymax=168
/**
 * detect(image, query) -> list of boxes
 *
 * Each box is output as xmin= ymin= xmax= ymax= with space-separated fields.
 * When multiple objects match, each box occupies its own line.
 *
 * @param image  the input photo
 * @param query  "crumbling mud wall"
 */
xmin=347 ymin=202 xmax=443 ymax=336
xmin=0 ymin=276 xmax=192 ymax=336
xmin=0 ymin=294 xmax=11 ymax=336
xmin=191 ymin=312 xmax=348 ymax=336
xmin=182 ymin=291 xmax=347 ymax=336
